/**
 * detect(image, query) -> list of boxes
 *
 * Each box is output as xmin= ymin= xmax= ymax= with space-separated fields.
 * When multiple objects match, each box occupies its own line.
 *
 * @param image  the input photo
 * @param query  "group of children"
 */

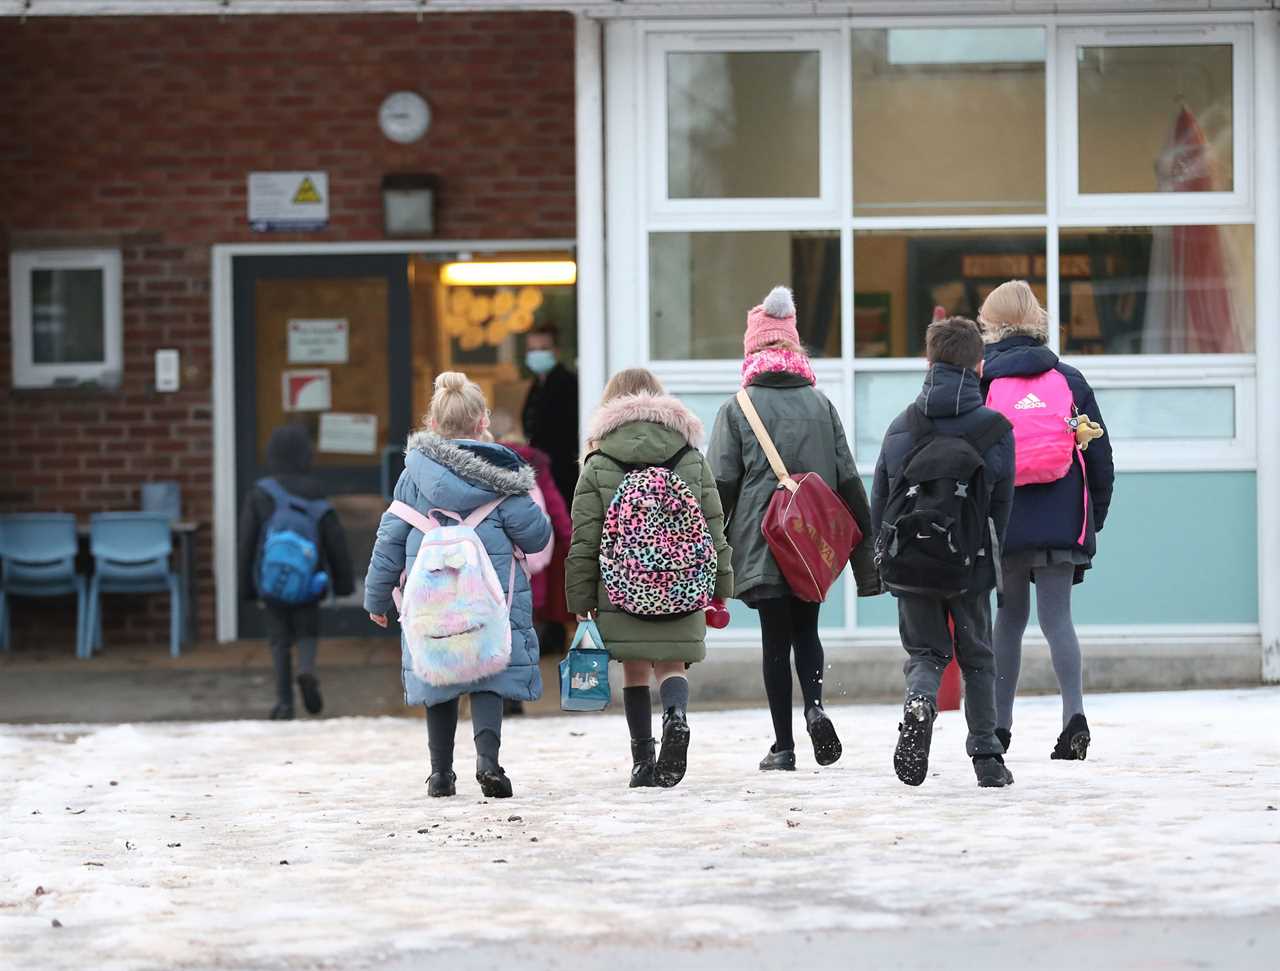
xmin=243 ymin=279 xmax=1114 ymax=797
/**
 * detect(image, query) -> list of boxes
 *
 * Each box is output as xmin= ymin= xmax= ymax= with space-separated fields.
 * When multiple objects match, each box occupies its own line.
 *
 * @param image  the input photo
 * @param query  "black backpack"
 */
xmin=875 ymin=408 xmax=1011 ymax=600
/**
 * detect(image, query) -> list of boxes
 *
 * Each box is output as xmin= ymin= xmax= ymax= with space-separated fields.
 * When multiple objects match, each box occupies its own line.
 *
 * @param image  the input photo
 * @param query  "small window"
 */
xmin=10 ymin=249 xmax=122 ymax=389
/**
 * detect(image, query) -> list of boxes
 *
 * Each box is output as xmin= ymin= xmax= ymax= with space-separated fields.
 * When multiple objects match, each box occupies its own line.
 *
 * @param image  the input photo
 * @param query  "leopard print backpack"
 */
xmin=595 ymin=445 xmax=717 ymax=619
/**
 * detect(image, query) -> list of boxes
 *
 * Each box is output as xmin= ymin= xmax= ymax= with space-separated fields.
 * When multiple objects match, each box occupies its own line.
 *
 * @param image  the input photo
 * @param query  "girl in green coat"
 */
xmin=567 ymin=368 xmax=734 ymax=789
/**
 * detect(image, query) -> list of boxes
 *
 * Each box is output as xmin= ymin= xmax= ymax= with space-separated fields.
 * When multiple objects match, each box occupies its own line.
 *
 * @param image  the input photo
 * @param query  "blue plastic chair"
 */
xmin=0 ymin=514 xmax=88 ymax=657
xmin=87 ymin=512 xmax=182 ymax=658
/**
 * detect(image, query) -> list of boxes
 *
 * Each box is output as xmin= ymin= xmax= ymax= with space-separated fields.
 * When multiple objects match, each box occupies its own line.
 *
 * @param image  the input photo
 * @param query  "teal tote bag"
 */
xmin=559 ymin=619 xmax=611 ymax=712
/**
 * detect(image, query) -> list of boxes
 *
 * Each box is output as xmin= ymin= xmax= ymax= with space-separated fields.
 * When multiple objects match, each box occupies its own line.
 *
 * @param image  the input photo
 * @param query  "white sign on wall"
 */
xmin=319 ymin=412 xmax=378 ymax=455
xmin=281 ymin=369 xmax=331 ymax=412
xmin=248 ymin=171 xmax=329 ymax=231
xmin=288 ymin=318 xmax=349 ymax=364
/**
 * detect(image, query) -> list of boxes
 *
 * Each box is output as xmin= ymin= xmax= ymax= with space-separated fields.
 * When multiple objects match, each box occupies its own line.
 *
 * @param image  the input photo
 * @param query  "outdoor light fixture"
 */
xmin=439 ymin=261 xmax=577 ymax=287
xmin=381 ymin=174 xmax=437 ymax=237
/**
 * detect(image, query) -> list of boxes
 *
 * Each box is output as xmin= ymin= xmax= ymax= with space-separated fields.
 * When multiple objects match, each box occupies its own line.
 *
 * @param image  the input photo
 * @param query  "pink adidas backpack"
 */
xmin=986 ymin=370 xmax=1077 ymax=486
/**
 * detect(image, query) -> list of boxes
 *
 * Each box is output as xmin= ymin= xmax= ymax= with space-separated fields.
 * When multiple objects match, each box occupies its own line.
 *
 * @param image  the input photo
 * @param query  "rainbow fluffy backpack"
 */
xmin=389 ymin=498 xmax=523 ymax=687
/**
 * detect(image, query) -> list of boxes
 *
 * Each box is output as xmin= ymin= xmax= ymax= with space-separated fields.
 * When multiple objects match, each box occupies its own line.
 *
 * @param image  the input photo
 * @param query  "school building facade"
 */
xmin=2 ymin=1 xmax=1277 ymax=686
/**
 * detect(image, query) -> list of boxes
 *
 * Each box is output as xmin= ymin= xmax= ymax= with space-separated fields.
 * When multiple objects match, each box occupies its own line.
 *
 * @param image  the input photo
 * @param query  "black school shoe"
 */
xmin=269 ymin=704 xmax=294 ymax=721
xmin=296 ymin=674 xmax=324 ymax=716
xmin=630 ymin=738 xmax=658 ymax=788
xmin=974 ymin=755 xmax=1015 ymax=787
xmin=805 ymin=706 xmax=843 ymax=766
xmin=893 ymin=695 xmax=936 ymax=786
xmin=759 ymin=746 xmax=797 ymax=772
xmin=427 ymin=770 xmax=457 ymax=798
xmin=476 ymin=756 xmax=514 ymax=798
xmin=1051 ymin=713 xmax=1091 ymax=761
xmin=654 ymin=707 xmax=690 ymax=788
xmin=995 ymin=728 xmax=1012 ymax=754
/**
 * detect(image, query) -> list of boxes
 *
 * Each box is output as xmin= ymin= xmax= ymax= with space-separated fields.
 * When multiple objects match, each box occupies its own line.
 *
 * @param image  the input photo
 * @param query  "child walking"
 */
xmin=364 ymin=372 xmax=550 ymax=798
xmin=979 ymin=281 xmax=1115 ymax=760
xmin=238 ymin=423 xmax=354 ymax=720
xmin=707 ymin=287 xmax=879 ymax=772
xmin=566 ymin=368 xmax=733 ymax=788
xmin=871 ymin=316 xmax=1016 ymax=788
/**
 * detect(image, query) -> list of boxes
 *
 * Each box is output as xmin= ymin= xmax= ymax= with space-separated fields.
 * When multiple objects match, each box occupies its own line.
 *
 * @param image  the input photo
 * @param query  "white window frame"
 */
xmin=1055 ymin=22 xmax=1253 ymax=223
xmin=646 ymin=27 xmax=846 ymax=226
xmin=9 ymin=248 xmax=123 ymax=390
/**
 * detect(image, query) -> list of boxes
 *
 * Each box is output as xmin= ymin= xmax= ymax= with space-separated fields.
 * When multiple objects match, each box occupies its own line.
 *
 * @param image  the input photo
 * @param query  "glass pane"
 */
xmin=853 ymin=229 xmax=1046 ymax=358
xmin=667 ymin=50 xmax=820 ymax=199
xmin=650 ymin=231 xmax=841 ymax=360
xmin=1058 ymin=225 xmax=1253 ymax=354
xmin=853 ymin=371 xmax=923 ymax=467
xmin=1094 ymin=386 xmax=1234 ymax=440
xmin=852 ymin=28 xmax=1045 ymax=216
xmin=1077 ymin=44 xmax=1233 ymax=194
xmin=30 ymin=268 xmax=105 ymax=364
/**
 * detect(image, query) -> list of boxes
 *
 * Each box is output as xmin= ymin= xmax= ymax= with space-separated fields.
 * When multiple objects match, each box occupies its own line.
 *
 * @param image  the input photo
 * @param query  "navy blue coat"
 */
xmin=871 ymin=363 xmax=1016 ymax=594
xmin=364 ymin=434 xmax=551 ymax=707
xmin=981 ymin=336 xmax=1115 ymax=570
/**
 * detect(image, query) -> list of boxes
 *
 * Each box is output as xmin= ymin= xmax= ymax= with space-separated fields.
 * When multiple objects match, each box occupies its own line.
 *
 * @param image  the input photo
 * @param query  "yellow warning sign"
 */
xmin=293 ymin=176 xmax=323 ymax=205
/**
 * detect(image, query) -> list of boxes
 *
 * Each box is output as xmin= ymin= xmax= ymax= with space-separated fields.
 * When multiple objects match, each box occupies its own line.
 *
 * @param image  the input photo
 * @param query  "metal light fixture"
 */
xmin=439 ymin=260 xmax=577 ymax=287
xmin=381 ymin=174 xmax=437 ymax=238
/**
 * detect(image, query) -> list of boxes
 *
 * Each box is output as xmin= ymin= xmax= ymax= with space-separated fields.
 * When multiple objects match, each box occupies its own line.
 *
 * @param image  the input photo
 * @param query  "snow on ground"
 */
xmin=1 ymin=689 xmax=1278 ymax=971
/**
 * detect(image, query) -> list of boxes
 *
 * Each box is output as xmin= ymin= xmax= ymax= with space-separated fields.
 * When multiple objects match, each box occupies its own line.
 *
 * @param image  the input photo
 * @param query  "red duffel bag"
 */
xmin=736 ymin=388 xmax=862 ymax=603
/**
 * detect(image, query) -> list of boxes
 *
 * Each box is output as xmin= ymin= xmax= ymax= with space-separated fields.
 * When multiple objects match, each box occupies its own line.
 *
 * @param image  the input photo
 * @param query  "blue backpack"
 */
xmin=256 ymin=478 xmax=331 ymax=605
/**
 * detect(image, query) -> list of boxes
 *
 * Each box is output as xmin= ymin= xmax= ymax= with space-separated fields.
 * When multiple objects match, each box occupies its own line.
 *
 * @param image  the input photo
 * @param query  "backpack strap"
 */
xmin=590 ymin=451 xmax=636 ymax=473
xmin=591 ymin=448 xmax=691 ymax=473
xmin=388 ymin=500 xmax=438 ymax=535
xmin=965 ymin=412 xmax=1013 ymax=455
xmin=735 ymin=388 xmax=798 ymax=493
xmin=660 ymin=444 xmax=694 ymax=471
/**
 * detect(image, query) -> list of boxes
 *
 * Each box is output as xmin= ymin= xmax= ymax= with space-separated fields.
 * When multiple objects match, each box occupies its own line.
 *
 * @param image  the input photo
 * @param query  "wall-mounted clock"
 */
xmin=379 ymin=92 xmax=431 ymax=145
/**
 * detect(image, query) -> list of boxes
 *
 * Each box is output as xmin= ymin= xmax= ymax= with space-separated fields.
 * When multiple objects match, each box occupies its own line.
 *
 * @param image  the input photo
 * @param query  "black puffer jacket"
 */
xmin=237 ymin=425 xmax=355 ymax=602
xmin=871 ymin=363 xmax=1016 ymax=594
xmin=981 ymin=336 xmax=1115 ymax=572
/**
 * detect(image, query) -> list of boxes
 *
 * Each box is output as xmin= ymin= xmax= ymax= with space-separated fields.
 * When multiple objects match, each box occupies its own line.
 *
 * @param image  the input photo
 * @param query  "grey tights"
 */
xmin=425 ymin=692 xmax=503 ymax=773
xmin=994 ymin=559 xmax=1084 ymax=731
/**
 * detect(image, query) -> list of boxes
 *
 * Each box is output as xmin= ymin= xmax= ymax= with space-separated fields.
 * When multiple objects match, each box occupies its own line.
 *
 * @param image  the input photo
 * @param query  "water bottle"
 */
xmin=705 ymin=597 xmax=730 ymax=629
xmin=308 ymin=571 xmax=330 ymax=600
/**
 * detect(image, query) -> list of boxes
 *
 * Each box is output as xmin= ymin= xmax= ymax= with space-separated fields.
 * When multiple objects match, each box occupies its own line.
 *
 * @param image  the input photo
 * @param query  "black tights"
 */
xmin=757 ymin=597 xmax=824 ymax=751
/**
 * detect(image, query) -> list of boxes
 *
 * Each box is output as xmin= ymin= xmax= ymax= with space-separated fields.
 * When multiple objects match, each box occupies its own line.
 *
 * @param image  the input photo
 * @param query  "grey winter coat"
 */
xmin=707 ymin=372 xmax=879 ymax=604
xmin=364 ymin=434 xmax=552 ymax=707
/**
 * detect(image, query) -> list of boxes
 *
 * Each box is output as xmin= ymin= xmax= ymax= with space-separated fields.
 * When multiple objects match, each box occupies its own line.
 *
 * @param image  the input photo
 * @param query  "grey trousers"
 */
xmin=264 ymin=603 xmax=318 ymax=709
xmin=897 ymin=592 xmax=1002 ymax=757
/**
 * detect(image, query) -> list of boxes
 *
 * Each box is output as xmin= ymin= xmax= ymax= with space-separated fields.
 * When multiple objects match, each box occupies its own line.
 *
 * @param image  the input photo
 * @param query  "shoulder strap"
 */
xmin=589 ymin=450 xmax=634 ymax=473
xmin=462 ymin=496 xmax=506 ymax=529
xmin=388 ymin=500 xmax=438 ymax=535
xmin=257 ymin=477 xmax=289 ymax=505
xmin=661 ymin=444 xmax=694 ymax=471
xmin=735 ymin=389 xmax=796 ymax=491
xmin=965 ymin=412 xmax=1013 ymax=455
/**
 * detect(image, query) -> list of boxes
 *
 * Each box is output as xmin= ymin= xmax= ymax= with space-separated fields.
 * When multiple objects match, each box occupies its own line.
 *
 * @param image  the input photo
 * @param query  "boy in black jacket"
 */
xmin=871 ymin=317 xmax=1016 ymax=788
xmin=238 ymin=424 xmax=355 ymax=720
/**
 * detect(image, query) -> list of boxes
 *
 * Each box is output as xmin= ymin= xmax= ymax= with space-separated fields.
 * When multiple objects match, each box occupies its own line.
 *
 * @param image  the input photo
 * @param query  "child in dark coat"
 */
xmin=871 ymin=316 xmax=1016 ymax=788
xmin=238 ymin=424 xmax=355 ymax=720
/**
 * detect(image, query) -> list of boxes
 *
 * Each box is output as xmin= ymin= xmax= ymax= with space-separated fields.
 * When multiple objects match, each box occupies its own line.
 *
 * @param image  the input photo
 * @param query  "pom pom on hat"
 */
xmin=744 ymin=285 xmax=802 ymax=355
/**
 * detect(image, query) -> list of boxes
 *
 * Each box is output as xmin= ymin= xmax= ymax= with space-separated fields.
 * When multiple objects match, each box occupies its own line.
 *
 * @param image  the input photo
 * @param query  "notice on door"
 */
xmin=282 ymin=369 xmax=332 ymax=412
xmin=319 ymin=412 xmax=378 ymax=455
xmin=248 ymin=171 xmax=329 ymax=231
xmin=288 ymin=318 xmax=349 ymax=364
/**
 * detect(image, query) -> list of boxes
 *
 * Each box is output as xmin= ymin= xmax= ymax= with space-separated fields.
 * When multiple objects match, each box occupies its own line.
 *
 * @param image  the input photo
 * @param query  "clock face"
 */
xmin=379 ymin=92 xmax=431 ymax=144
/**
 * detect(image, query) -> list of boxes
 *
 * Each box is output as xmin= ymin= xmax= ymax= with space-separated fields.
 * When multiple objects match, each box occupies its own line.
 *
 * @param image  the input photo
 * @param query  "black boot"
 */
xmin=654 ymin=707 xmax=690 ymax=788
xmin=427 ymin=770 xmax=457 ymax=798
xmin=758 ymin=746 xmax=797 ymax=772
xmin=297 ymin=673 xmax=324 ymax=716
xmin=630 ymin=738 xmax=657 ymax=788
xmin=893 ymin=695 xmax=936 ymax=787
xmin=1051 ymin=713 xmax=1091 ymax=761
xmin=995 ymin=727 xmax=1012 ymax=754
xmin=269 ymin=703 xmax=294 ymax=721
xmin=974 ymin=754 xmax=1014 ymax=787
xmin=805 ymin=705 xmax=842 ymax=766
xmin=476 ymin=756 xmax=513 ymax=799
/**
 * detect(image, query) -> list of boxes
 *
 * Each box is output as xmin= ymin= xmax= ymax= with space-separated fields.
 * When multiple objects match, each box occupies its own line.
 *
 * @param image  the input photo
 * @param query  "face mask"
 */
xmin=526 ymin=349 xmax=557 ymax=375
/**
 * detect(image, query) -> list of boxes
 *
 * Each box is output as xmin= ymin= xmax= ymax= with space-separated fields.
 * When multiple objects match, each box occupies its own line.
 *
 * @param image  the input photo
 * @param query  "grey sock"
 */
xmin=1033 ymin=563 xmax=1086 ymax=727
xmin=623 ymin=685 xmax=653 ymax=741
xmin=658 ymin=675 xmax=689 ymax=712
xmin=470 ymin=691 xmax=503 ymax=762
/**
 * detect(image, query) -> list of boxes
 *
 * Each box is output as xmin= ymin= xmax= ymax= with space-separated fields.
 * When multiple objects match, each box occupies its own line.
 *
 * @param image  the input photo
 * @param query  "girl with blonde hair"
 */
xmin=364 ymin=371 xmax=550 ymax=798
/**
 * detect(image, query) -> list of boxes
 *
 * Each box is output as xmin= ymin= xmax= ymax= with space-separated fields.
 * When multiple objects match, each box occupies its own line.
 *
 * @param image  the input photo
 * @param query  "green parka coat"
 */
xmin=566 ymin=393 xmax=734 ymax=663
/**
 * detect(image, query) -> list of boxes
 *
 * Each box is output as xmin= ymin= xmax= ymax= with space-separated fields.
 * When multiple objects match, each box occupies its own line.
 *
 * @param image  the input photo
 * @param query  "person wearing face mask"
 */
xmin=521 ymin=324 xmax=579 ymax=508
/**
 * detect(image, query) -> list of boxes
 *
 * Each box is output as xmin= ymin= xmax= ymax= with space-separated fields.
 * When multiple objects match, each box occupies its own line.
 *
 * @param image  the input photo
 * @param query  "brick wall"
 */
xmin=0 ymin=13 xmax=577 ymax=648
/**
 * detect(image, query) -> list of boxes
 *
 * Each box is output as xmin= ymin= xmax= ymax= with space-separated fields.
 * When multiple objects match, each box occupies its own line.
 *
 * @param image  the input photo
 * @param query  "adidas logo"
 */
xmin=1014 ymin=393 xmax=1048 ymax=410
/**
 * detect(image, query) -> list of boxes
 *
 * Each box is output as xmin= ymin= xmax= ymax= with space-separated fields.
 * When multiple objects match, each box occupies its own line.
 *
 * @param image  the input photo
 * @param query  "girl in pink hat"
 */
xmin=707 ymin=287 xmax=880 ymax=771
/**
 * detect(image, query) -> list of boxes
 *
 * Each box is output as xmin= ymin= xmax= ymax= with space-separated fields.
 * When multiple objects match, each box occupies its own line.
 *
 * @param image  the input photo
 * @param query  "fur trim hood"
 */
xmin=981 ymin=316 xmax=1049 ymax=346
xmin=585 ymin=393 xmax=705 ymax=453
xmin=405 ymin=431 xmax=536 ymax=496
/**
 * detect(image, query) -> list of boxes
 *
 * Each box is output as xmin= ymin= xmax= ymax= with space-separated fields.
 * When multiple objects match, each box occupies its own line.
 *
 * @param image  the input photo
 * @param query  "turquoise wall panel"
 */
xmin=856 ymin=471 xmax=1257 ymax=627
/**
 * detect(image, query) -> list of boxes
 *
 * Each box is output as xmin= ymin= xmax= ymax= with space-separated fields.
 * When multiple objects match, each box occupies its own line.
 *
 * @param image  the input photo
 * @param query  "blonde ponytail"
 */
xmin=427 ymin=371 xmax=490 ymax=440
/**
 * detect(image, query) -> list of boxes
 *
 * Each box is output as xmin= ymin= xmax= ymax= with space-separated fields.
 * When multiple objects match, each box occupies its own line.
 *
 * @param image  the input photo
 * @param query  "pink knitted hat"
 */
xmin=744 ymin=286 xmax=800 ymax=355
